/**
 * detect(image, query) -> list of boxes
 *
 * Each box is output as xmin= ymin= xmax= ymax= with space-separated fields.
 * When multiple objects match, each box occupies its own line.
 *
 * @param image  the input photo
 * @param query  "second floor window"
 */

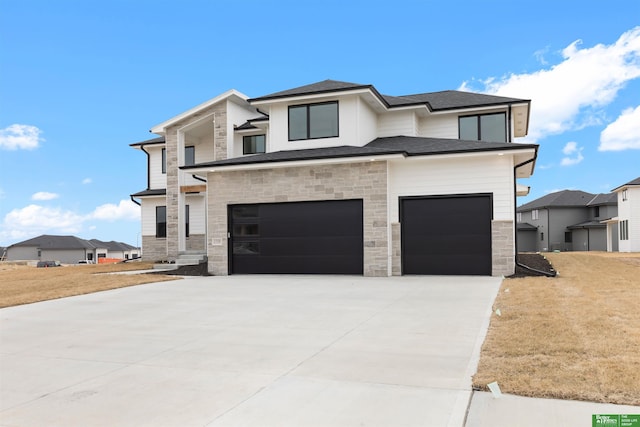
xmin=161 ymin=148 xmax=166 ymax=174
xmin=289 ymin=101 xmax=338 ymax=141
xmin=459 ymin=112 xmax=507 ymax=142
xmin=243 ymin=135 xmax=266 ymax=154
xmin=185 ymin=146 xmax=195 ymax=166
xmin=532 ymin=209 xmax=539 ymax=220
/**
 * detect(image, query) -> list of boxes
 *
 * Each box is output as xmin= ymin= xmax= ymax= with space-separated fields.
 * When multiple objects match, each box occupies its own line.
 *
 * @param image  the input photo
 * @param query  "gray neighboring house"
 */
xmin=516 ymin=190 xmax=618 ymax=252
xmin=6 ymin=235 xmax=140 ymax=264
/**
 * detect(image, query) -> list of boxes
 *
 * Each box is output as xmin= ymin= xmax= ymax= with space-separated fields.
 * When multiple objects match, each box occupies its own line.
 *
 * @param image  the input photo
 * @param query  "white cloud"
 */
xmin=599 ymin=105 xmax=640 ymax=151
xmin=0 ymin=124 xmax=44 ymax=150
xmin=560 ymin=141 xmax=584 ymax=166
xmin=31 ymin=191 xmax=60 ymax=201
xmin=460 ymin=27 xmax=640 ymax=143
xmin=82 ymin=178 xmax=92 ymax=184
xmin=90 ymin=200 xmax=140 ymax=221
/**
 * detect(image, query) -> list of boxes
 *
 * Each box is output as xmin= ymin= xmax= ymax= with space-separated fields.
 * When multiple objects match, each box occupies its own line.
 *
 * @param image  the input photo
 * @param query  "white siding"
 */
xmin=377 ymin=110 xmax=417 ymax=138
xmin=618 ymin=187 xmax=640 ymax=252
xmin=388 ymin=154 xmax=515 ymax=222
xmin=148 ymin=146 xmax=166 ymax=189
xmin=418 ymin=114 xmax=459 ymax=139
xmin=186 ymin=194 xmax=206 ymax=234
xmin=141 ymin=196 xmax=166 ymax=236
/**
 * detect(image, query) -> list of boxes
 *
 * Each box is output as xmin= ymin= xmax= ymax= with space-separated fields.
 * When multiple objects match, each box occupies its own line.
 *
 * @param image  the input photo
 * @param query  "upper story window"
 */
xmin=532 ymin=209 xmax=539 ymax=220
xmin=243 ymin=135 xmax=266 ymax=155
xmin=161 ymin=148 xmax=166 ymax=174
xmin=594 ymin=206 xmax=600 ymax=218
xmin=289 ymin=101 xmax=338 ymax=141
xmin=517 ymin=212 xmax=522 ymax=222
xmin=459 ymin=112 xmax=507 ymax=142
xmin=185 ymin=146 xmax=195 ymax=166
xmin=622 ymin=189 xmax=628 ymax=201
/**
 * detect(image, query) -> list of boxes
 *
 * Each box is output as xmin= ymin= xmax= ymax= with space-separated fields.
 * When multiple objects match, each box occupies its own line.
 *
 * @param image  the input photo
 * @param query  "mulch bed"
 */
xmin=151 ymin=262 xmax=211 ymax=276
xmin=509 ymin=253 xmax=557 ymax=278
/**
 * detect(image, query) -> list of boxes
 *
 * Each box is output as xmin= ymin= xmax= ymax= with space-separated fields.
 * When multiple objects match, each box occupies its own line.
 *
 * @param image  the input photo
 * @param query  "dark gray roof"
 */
xmin=10 ymin=235 xmax=95 ymax=250
xmin=567 ymin=220 xmax=607 ymax=229
xmin=612 ymin=176 xmax=640 ymax=192
xmin=131 ymin=188 xmax=166 ymax=197
xmin=235 ymin=122 xmax=258 ymax=130
xmin=90 ymin=239 xmax=137 ymax=251
xmin=517 ymin=222 xmax=538 ymax=231
xmin=182 ymin=136 xmax=537 ymax=170
xmin=130 ymin=136 xmax=165 ymax=147
xmin=587 ymin=192 xmax=617 ymax=206
xmin=249 ymin=79 xmax=529 ymax=112
xmin=518 ymin=190 xmax=596 ymax=211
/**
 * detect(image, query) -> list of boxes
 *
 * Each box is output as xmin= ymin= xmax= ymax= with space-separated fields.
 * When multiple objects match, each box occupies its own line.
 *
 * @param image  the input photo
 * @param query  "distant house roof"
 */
xmin=517 ymin=222 xmax=538 ymax=231
xmin=612 ymin=176 xmax=640 ymax=192
xmin=587 ymin=192 xmax=617 ymax=206
xmin=10 ymin=235 xmax=95 ymax=250
xmin=182 ymin=136 xmax=537 ymax=170
xmin=517 ymin=190 xmax=597 ymax=211
xmin=567 ymin=220 xmax=606 ymax=229
xmin=89 ymin=239 xmax=137 ymax=251
xmin=248 ymin=79 xmax=529 ymax=112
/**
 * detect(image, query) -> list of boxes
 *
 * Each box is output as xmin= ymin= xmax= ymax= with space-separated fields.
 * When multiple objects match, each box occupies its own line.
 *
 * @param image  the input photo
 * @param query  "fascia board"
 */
xmin=150 ymin=89 xmax=249 ymax=133
xmin=186 ymin=154 xmax=405 ymax=174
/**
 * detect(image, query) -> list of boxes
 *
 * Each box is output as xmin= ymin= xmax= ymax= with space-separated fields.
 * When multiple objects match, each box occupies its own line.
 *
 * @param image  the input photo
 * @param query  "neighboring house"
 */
xmin=6 ymin=235 xmax=139 ymax=263
xmin=516 ymin=190 xmax=618 ymax=252
xmin=130 ymin=79 xmax=537 ymax=276
xmin=89 ymin=239 xmax=140 ymax=260
xmin=610 ymin=177 xmax=640 ymax=252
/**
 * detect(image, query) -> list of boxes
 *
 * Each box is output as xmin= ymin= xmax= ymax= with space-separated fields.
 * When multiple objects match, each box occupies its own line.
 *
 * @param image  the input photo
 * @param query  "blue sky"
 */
xmin=1 ymin=0 xmax=639 ymax=247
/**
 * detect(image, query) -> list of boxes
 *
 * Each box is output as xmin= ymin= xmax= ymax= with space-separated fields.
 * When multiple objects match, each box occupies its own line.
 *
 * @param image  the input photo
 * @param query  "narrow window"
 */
xmin=564 ymin=232 xmax=572 ymax=243
xmin=517 ymin=212 xmax=522 ymax=222
xmin=156 ymin=206 xmax=167 ymax=238
xmin=243 ymin=135 xmax=266 ymax=154
xmin=622 ymin=189 xmax=628 ymax=201
xmin=540 ymin=232 xmax=544 ymax=241
xmin=594 ymin=206 xmax=600 ymax=217
xmin=161 ymin=148 xmax=166 ymax=174
xmin=185 ymin=205 xmax=190 ymax=238
xmin=185 ymin=146 xmax=195 ymax=166
xmin=532 ymin=209 xmax=539 ymax=220
xmin=288 ymin=101 xmax=338 ymax=140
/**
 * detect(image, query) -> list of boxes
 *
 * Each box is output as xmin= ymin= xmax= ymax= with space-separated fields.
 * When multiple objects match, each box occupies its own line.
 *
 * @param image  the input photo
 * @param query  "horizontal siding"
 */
xmin=619 ymin=187 xmax=640 ymax=251
xmin=186 ymin=195 xmax=206 ymax=234
xmin=377 ymin=111 xmax=416 ymax=137
xmin=418 ymin=114 xmax=458 ymax=139
xmin=388 ymin=155 xmax=514 ymax=222
xmin=141 ymin=197 xmax=166 ymax=236
xmin=148 ymin=146 xmax=166 ymax=189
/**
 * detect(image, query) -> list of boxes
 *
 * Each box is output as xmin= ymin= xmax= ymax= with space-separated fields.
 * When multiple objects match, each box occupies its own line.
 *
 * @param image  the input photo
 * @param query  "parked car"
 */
xmin=37 ymin=260 xmax=61 ymax=268
xmin=78 ymin=260 xmax=94 ymax=264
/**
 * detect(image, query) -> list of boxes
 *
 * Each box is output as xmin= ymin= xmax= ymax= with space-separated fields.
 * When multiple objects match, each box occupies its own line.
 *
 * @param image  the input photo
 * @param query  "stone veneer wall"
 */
xmin=141 ymin=236 xmax=167 ymax=262
xmin=185 ymin=235 xmax=206 ymax=252
xmin=207 ymin=161 xmax=389 ymax=276
xmin=492 ymin=220 xmax=515 ymax=276
xmin=164 ymin=104 xmax=227 ymax=260
xmin=391 ymin=222 xmax=401 ymax=276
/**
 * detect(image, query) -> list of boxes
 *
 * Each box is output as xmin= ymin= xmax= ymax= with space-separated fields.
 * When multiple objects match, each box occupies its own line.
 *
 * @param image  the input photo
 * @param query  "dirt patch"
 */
xmin=0 ymin=262 xmax=177 ymax=308
xmin=510 ymin=253 xmax=556 ymax=277
xmin=474 ymin=252 xmax=640 ymax=405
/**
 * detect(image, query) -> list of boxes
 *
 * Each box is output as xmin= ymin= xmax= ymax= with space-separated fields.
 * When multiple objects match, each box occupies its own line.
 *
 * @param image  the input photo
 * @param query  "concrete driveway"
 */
xmin=0 ymin=275 xmax=501 ymax=427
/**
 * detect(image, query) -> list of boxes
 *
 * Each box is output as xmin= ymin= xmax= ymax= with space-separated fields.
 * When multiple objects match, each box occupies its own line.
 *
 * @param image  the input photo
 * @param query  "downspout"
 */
xmin=130 ymin=195 xmax=141 ymax=206
xmin=140 ymin=145 xmax=151 ymax=190
xmin=514 ymin=155 xmax=556 ymax=277
xmin=192 ymin=174 xmax=207 ymax=183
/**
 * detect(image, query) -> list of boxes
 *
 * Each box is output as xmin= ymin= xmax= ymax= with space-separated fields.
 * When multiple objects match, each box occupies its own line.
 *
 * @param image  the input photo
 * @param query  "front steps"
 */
xmin=153 ymin=251 xmax=207 ymax=270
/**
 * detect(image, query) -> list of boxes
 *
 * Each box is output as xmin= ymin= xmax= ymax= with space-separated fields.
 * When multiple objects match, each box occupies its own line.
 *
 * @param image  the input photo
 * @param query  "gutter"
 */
xmin=130 ymin=195 xmax=141 ymax=206
xmin=513 ymin=155 xmax=556 ymax=277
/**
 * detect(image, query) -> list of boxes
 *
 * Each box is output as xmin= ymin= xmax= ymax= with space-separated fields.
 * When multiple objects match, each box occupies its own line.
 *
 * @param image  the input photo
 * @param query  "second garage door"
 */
xmin=401 ymin=194 xmax=492 ymax=275
xmin=229 ymin=199 xmax=363 ymax=274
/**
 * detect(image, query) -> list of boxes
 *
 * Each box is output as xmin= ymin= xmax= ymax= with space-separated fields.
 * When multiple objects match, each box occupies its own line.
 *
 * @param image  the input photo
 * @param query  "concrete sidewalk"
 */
xmin=1 ymin=275 xmax=500 ymax=427
xmin=466 ymin=391 xmax=639 ymax=427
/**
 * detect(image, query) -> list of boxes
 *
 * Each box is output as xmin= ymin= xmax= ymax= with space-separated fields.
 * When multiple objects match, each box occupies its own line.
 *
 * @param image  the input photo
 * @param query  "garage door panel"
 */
xmin=402 ymin=195 xmax=492 ymax=275
xmin=230 ymin=200 xmax=363 ymax=274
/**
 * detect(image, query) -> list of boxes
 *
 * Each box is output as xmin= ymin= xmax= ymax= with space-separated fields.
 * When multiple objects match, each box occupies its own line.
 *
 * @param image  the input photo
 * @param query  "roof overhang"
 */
xmin=150 ymin=89 xmax=250 ymax=134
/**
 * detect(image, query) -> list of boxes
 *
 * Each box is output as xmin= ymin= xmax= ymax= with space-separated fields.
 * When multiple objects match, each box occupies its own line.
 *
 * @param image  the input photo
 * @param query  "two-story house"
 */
xmin=610 ymin=177 xmax=640 ymax=252
xmin=131 ymin=80 xmax=537 ymax=276
xmin=516 ymin=190 xmax=618 ymax=252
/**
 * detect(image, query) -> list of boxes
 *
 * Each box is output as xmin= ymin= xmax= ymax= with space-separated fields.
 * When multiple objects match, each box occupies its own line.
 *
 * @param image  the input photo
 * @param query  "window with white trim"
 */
xmin=532 ymin=209 xmax=539 ymax=220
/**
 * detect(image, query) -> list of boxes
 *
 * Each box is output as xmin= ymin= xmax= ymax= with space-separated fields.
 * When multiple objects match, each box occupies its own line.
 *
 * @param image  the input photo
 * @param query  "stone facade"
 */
xmin=491 ymin=220 xmax=515 ymax=276
xmin=165 ymin=103 xmax=228 ymax=260
xmin=141 ymin=236 xmax=166 ymax=262
xmin=185 ymin=234 xmax=206 ymax=252
xmin=207 ymin=161 xmax=389 ymax=276
xmin=391 ymin=222 xmax=401 ymax=276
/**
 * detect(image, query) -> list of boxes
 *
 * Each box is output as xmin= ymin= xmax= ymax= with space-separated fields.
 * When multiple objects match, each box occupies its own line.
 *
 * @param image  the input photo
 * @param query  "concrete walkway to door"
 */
xmin=0 ymin=275 xmax=501 ymax=427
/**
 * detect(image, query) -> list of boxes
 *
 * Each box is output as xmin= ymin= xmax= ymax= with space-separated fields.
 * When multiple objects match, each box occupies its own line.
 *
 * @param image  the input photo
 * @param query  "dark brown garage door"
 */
xmin=401 ymin=194 xmax=492 ymax=275
xmin=229 ymin=200 xmax=363 ymax=274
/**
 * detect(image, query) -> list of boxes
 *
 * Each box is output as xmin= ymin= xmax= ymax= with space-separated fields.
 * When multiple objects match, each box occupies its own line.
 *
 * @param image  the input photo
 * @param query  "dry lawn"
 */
xmin=473 ymin=252 xmax=640 ymax=406
xmin=0 ymin=262 xmax=177 ymax=308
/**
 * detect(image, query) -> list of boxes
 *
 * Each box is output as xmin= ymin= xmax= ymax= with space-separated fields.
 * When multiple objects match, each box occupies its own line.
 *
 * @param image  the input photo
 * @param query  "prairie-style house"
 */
xmin=130 ymin=80 xmax=536 ymax=276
